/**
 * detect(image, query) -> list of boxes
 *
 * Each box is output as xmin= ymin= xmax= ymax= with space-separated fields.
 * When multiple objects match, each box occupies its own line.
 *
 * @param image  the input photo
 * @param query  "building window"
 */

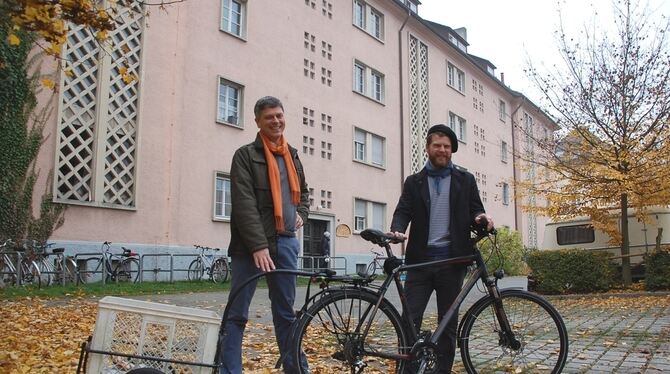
xmin=54 ymin=1 xmax=144 ymax=208
xmin=353 ymin=127 xmax=385 ymax=167
xmin=353 ymin=60 xmax=385 ymax=103
xmin=502 ymin=183 xmax=510 ymax=205
xmin=499 ymin=100 xmax=507 ymax=122
xmin=501 ymin=141 xmax=508 ymax=163
xmin=448 ymin=112 xmax=467 ymax=142
xmin=221 ymin=0 xmax=246 ymax=38
xmin=217 ymin=77 xmax=243 ymax=126
xmin=447 ymin=62 xmax=465 ymax=93
xmin=304 ymin=58 xmax=316 ymax=79
xmin=303 ymin=107 xmax=315 ymax=127
xmin=556 ymin=225 xmax=596 ymax=245
xmin=352 ymin=0 xmax=384 ymax=40
xmin=354 ymin=198 xmax=385 ymax=231
xmin=214 ymin=173 xmax=232 ymax=220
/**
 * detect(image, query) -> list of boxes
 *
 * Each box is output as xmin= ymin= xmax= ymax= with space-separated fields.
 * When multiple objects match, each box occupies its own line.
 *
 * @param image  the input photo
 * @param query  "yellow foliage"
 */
xmin=41 ymin=78 xmax=55 ymax=90
xmin=7 ymin=33 xmax=21 ymax=45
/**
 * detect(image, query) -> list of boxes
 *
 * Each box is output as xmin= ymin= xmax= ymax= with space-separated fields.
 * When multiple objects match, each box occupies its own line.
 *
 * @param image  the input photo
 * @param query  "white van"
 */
xmin=541 ymin=206 xmax=670 ymax=267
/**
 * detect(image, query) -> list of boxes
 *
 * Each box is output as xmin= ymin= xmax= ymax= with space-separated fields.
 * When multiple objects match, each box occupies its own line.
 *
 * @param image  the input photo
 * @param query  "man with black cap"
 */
xmin=389 ymin=124 xmax=493 ymax=373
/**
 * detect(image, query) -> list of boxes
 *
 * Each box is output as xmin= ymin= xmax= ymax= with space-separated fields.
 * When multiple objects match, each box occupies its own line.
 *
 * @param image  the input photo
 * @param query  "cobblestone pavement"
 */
xmin=134 ymin=278 xmax=670 ymax=373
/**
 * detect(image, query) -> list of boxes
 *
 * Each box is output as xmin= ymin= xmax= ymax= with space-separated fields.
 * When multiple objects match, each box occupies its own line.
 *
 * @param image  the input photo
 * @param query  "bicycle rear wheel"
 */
xmin=21 ymin=260 xmax=42 ymax=288
xmin=114 ymin=258 xmax=140 ymax=283
xmin=459 ymin=289 xmax=568 ymax=374
xmin=293 ymin=288 xmax=408 ymax=373
xmin=187 ymin=258 xmax=204 ymax=281
xmin=210 ymin=258 xmax=229 ymax=283
xmin=54 ymin=257 xmax=78 ymax=285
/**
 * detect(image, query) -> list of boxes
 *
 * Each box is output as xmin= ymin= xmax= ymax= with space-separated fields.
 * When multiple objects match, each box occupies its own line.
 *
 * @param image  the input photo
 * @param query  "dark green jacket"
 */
xmin=228 ymin=134 xmax=309 ymax=257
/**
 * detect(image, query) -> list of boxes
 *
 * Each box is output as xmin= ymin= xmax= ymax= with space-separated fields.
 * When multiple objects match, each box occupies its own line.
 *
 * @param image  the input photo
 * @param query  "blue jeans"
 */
xmin=220 ymin=236 xmax=308 ymax=374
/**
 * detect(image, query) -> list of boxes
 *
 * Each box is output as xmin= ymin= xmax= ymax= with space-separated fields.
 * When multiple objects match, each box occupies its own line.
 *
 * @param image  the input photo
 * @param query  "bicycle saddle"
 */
xmin=361 ymin=228 xmax=402 ymax=245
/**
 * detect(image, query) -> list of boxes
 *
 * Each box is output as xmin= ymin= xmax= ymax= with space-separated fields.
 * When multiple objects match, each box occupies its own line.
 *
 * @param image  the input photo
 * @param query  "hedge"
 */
xmin=645 ymin=249 xmax=670 ymax=290
xmin=527 ymin=249 xmax=617 ymax=294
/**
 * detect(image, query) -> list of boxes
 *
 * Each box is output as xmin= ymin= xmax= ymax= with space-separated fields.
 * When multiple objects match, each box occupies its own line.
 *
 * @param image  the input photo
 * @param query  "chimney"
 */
xmin=500 ymin=72 xmax=505 ymax=84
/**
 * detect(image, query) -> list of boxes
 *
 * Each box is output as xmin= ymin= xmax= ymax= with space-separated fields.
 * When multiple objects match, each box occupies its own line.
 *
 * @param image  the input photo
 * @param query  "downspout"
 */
xmin=509 ymin=96 xmax=526 ymax=231
xmin=398 ymin=8 xmax=411 ymax=185
xmin=398 ymin=8 xmax=411 ymax=256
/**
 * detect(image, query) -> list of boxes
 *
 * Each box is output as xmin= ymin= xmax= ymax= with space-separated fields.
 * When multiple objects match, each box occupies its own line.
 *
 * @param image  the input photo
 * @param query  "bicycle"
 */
xmin=0 ymin=239 xmax=43 ymax=288
xmin=187 ymin=244 xmax=229 ymax=283
xmin=80 ymin=241 xmax=140 ymax=283
xmin=291 ymin=222 xmax=569 ymax=373
xmin=43 ymin=243 xmax=80 ymax=286
xmin=357 ymin=248 xmax=386 ymax=278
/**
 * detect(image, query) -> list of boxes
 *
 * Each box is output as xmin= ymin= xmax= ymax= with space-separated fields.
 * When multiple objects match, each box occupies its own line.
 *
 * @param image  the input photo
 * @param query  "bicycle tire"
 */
xmin=293 ymin=288 xmax=408 ymax=373
xmin=54 ymin=257 xmax=78 ymax=285
xmin=79 ymin=258 xmax=103 ymax=284
xmin=36 ymin=258 xmax=53 ymax=287
xmin=187 ymin=258 xmax=204 ymax=281
xmin=115 ymin=258 xmax=140 ymax=283
xmin=459 ymin=289 xmax=568 ymax=374
xmin=21 ymin=260 xmax=41 ymax=288
xmin=210 ymin=258 xmax=229 ymax=283
xmin=0 ymin=260 xmax=17 ymax=286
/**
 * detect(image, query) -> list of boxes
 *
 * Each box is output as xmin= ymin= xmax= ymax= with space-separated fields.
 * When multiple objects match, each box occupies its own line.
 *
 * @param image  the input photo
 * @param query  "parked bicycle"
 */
xmin=292 ymin=222 xmax=568 ymax=373
xmin=357 ymin=247 xmax=386 ymax=278
xmin=80 ymin=242 xmax=140 ymax=283
xmin=0 ymin=239 xmax=43 ymax=288
xmin=45 ymin=244 xmax=80 ymax=286
xmin=187 ymin=244 xmax=229 ymax=283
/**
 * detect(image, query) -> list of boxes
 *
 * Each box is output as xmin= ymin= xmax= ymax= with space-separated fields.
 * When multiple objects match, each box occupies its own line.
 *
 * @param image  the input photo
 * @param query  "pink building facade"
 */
xmin=34 ymin=0 xmax=555 ymax=274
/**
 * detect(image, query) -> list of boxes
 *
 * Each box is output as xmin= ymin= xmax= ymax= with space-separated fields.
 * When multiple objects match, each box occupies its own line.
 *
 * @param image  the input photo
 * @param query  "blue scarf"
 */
xmin=425 ymin=160 xmax=453 ymax=194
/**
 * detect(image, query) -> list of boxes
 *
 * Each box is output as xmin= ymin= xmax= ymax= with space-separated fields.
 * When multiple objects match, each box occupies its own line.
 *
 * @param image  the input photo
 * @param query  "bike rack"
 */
xmin=0 ymin=251 xmax=22 ymax=286
xmin=171 ymin=253 xmax=203 ymax=282
xmin=298 ymin=255 xmax=346 ymax=274
xmin=138 ymin=253 xmax=177 ymax=283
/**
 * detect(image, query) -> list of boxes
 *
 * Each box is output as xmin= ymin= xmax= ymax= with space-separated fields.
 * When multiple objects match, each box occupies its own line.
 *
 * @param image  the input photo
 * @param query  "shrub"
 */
xmin=478 ymin=227 xmax=527 ymax=276
xmin=527 ymin=249 xmax=617 ymax=294
xmin=645 ymin=248 xmax=670 ymax=290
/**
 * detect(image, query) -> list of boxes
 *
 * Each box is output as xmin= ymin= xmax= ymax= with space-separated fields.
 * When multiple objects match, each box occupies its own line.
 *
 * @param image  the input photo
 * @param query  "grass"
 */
xmin=0 ymin=277 xmax=314 ymax=300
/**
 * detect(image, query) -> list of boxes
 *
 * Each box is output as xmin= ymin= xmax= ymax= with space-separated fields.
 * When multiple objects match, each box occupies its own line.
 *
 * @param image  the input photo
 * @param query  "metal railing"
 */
xmin=298 ymin=256 xmax=346 ymax=274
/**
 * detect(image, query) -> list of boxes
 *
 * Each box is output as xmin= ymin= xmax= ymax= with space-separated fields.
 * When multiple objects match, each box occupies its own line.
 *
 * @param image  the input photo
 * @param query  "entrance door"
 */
xmin=303 ymin=219 xmax=328 ymax=269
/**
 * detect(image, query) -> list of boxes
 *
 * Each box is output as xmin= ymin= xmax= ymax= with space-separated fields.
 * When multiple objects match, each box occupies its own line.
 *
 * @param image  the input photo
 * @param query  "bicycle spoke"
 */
xmin=295 ymin=290 xmax=406 ymax=373
xmin=460 ymin=291 xmax=567 ymax=374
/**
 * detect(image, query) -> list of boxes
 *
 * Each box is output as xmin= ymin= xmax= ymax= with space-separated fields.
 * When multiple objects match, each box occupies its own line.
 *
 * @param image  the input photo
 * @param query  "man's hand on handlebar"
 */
xmin=387 ymin=231 xmax=407 ymax=243
xmin=475 ymin=213 xmax=495 ymax=232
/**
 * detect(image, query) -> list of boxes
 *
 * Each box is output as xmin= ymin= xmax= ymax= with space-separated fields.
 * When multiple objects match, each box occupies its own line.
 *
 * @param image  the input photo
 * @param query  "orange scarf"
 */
xmin=260 ymin=132 xmax=301 ymax=232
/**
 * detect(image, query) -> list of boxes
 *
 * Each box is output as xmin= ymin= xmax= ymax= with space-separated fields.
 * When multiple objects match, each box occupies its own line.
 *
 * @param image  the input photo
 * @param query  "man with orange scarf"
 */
xmin=221 ymin=96 xmax=310 ymax=374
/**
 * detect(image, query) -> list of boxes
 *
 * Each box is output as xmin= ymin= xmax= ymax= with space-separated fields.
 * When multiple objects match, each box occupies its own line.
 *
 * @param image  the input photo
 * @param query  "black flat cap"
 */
xmin=427 ymin=124 xmax=458 ymax=152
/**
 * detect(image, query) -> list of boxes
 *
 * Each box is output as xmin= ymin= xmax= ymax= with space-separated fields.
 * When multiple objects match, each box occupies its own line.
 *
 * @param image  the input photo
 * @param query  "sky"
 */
xmin=418 ymin=0 xmax=670 ymax=105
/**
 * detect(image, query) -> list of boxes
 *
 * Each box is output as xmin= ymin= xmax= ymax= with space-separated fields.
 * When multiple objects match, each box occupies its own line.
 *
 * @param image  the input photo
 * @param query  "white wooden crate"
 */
xmin=88 ymin=296 xmax=220 ymax=374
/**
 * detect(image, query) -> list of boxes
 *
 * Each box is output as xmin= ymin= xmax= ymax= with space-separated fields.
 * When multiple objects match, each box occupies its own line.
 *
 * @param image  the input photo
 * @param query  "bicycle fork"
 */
xmin=486 ymin=280 xmax=522 ymax=351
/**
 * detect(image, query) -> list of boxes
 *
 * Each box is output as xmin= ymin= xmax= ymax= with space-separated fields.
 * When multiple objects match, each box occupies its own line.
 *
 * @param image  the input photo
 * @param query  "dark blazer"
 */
xmin=228 ymin=134 xmax=310 ymax=257
xmin=390 ymin=166 xmax=485 ymax=264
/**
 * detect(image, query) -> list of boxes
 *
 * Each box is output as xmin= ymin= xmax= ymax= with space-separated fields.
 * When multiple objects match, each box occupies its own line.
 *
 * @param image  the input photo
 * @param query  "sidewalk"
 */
xmin=132 ymin=277 xmax=670 ymax=373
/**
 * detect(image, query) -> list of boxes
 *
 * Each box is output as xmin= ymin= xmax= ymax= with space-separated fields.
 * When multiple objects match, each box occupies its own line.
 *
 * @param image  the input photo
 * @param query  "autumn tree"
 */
xmin=517 ymin=0 xmax=670 ymax=286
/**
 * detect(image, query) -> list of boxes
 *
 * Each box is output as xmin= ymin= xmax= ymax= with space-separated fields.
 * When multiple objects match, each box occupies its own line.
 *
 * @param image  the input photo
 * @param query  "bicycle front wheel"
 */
xmin=210 ymin=258 xmax=229 ymax=283
xmin=459 ymin=289 xmax=568 ymax=374
xmin=80 ymin=258 xmax=103 ymax=283
xmin=293 ymin=288 xmax=408 ymax=373
xmin=115 ymin=258 xmax=140 ymax=283
xmin=187 ymin=258 xmax=204 ymax=281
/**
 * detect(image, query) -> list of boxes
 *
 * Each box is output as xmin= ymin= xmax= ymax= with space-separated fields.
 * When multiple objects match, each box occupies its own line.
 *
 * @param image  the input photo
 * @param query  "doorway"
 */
xmin=303 ymin=219 xmax=329 ymax=269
